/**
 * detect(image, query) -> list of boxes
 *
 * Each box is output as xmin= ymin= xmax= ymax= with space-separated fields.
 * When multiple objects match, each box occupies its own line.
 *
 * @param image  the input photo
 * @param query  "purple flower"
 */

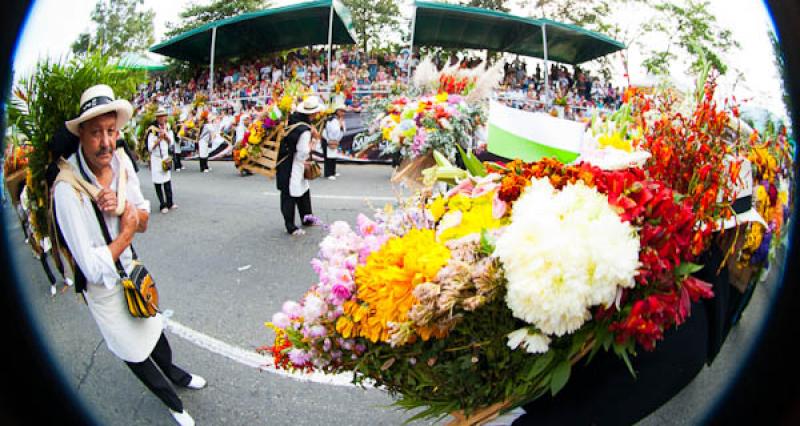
xmin=271 ymin=312 xmax=290 ymax=329
xmin=323 ymin=338 xmax=332 ymax=352
xmin=308 ymin=325 xmax=327 ymax=339
xmin=282 ymin=301 xmax=303 ymax=319
xmin=288 ymin=348 xmax=310 ymax=366
xmin=354 ymin=343 xmax=366 ymax=354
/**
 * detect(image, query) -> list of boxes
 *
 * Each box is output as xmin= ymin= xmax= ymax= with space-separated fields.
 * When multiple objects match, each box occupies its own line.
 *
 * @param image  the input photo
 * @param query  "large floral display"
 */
xmin=354 ymin=58 xmax=502 ymax=163
xmin=263 ymin=69 xmax=794 ymax=422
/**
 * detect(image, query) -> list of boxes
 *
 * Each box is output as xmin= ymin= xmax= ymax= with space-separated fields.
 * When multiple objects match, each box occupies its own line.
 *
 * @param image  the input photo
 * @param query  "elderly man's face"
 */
xmin=156 ymin=115 xmax=167 ymax=126
xmin=78 ymin=112 xmax=118 ymax=170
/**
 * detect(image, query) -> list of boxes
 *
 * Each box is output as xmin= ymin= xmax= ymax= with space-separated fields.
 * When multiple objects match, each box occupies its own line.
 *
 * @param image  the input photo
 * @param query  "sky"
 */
xmin=10 ymin=0 xmax=787 ymax=120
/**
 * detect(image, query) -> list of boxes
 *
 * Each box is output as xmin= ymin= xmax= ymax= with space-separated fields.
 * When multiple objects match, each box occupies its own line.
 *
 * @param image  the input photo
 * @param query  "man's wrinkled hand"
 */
xmin=96 ymin=188 xmax=118 ymax=213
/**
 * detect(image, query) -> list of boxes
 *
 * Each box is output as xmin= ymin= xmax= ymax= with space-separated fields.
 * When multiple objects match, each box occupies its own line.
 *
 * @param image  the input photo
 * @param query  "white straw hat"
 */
xmin=65 ymin=84 xmax=133 ymax=136
xmin=296 ymin=96 xmax=326 ymax=114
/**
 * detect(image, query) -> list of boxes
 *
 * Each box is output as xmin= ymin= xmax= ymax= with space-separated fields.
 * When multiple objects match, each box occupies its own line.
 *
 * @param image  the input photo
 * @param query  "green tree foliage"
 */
xmin=7 ymin=51 xmax=146 ymax=256
xmin=341 ymin=0 xmax=401 ymax=52
xmin=71 ymin=0 xmax=155 ymax=57
xmin=768 ymin=30 xmax=791 ymax=122
xmin=462 ymin=0 xmax=510 ymax=12
xmin=641 ymin=0 xmax=739 ymax=76
xmin=164 ymin=0 xmax=271 ymax=38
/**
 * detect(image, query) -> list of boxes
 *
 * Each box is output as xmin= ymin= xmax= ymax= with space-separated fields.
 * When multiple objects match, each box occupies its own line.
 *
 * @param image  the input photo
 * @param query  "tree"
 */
xmin=341 ymin=0 xmax=401 ymax=53
xmin=641 ymin=0 xmax=739 ymax=76
xmin=164 ymin=0 xmax=271 ymax=38
xmin=71 ymin=0 xmax=155 ymax=57
xmin=769 ymin=30 xmax=791 ymax=122
xmin=462 ymin=0 xmax=510 ymax=12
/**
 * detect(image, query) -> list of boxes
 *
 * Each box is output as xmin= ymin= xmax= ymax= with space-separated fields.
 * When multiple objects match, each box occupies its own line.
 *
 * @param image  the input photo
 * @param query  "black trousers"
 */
xmin=125 ymin=333 xmax=191 ymax=412
xmin=322 ymin=139 xmax=337 ymax=177
xmin=173 ymin=152 xmax=182 ymax=170
xmin=199 ymin=157 xmax=209 ymax=171
xmin=40 ymin=252 xmax=57 ymax=285
xmin=280 ymin=189 xmax=312 ymax=233
xmin=154 ymin=181 xmax=174 ymax=210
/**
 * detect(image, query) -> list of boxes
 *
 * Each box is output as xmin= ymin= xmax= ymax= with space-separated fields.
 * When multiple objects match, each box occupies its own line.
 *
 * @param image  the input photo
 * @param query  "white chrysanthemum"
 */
xmin=495 ymin=179 xmax=640 ymax=337
xmin=507 ymin=328 xmax=551 ymax=354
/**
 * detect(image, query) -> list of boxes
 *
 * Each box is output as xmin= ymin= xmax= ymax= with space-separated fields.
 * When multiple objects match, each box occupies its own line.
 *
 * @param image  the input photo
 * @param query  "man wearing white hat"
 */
xmin=148 ymin=108 xmax=178 ymax=213
xmin=322 ymin=103 xmax=347 ymax=180
xmin=276 ymin=96 xmax=325 ymax=236
xmin=56 ymin=85 xmax=205 ymax=426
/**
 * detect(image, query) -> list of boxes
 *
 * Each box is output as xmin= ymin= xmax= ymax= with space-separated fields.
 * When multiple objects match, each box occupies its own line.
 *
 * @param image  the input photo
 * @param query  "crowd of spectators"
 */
xmin=133 ymin=47 xmax=621 ymax=124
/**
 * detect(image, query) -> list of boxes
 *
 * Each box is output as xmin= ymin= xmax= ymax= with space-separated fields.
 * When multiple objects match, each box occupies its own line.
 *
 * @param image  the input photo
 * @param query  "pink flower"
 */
xmin=492 ymin=193 xmax=507 ymax=219
xmin=357 ymin=213 xmax=379 ymax=236
xmin=307 ymin=325 xmax=327 ymax=339
xmin=447 ymin=178 xmax=475 ymax=198
xmin=471 ymin=182 xmax=499 ymax=198
xmin=271 ymin=312 xmax=290 ymax=329
xmin=288 ymin=348 xmax=311 ymax=366
xmin=331 ymin=283 xmax=352 ymax=300
xmin=282 ymin=301 xmax=303 ymax=319
xmin=310 ymin=258 xmax=324 ymax=275
xmin=329 ymin=221 xmax=351 ymax=237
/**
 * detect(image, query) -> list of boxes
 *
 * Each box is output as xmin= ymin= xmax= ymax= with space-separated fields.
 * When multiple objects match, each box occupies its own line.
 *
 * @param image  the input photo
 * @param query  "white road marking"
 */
xmin=262 ymin=192 xmax=397 ymax=202
xmin=164 ymin=318 xmax=370 ymax=388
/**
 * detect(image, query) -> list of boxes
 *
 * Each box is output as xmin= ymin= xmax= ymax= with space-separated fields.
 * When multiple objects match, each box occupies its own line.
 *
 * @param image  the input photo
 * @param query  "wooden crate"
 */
xmin=239 ymin=126 xmax=286 ymax=178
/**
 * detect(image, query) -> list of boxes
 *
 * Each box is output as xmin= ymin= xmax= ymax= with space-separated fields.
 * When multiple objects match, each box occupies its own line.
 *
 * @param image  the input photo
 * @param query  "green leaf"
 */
xmin=675 ymin=261 xmax=704 ymax=277
xmin=549 ymin=360 xmax=572 ymax=396
xmin=456 ymin=144 xmax=487 ymax=177
xmin=613 ymin=343 xmax=637 ymax=378
xmin=526 ymin=350 xmax=555 ymax=380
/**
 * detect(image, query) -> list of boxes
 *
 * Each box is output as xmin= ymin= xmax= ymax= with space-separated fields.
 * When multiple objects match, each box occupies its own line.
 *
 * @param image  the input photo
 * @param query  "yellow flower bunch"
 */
xmin=435 ymin=193 xmax=507 ymax=242
xmin=278 ymin=95 xmax=294 ymax=115
xmin=248 ymin=121 xmax=265 ymax=145
xmin=749 ymin=146 xmax=778 ymax=182
xmin=346 ymin=229 xmax=451 ymax=343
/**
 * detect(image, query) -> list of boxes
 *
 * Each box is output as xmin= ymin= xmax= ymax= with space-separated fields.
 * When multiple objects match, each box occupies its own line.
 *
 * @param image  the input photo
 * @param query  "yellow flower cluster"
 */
xmin=248 ymin=121 xmax=265 ymax=145
xmin=433 ymin=193 xmax=507 ymax=243
xmin=338 ymin=229 xmax=451 ymax=343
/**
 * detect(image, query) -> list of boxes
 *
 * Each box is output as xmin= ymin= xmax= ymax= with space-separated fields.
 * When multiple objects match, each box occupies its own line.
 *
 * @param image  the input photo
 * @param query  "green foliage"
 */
xmin=71 ymin=0 xmax=155 ymax=57
xmin=768 ymin=30 xmax=792 ymax=122
xmin=7 ymin=50 xmax=146 ymax=246
xmin=336 ymin=292 xmax=599 ymax=421
xmin=341 ymin=0 xmax=401 ymax=53
xmin=641 ymin=0 xmax=739 ymax=76
xmin=164 ymin=0 xmax=271 ymax=38
xmin=461 ymin=0 xmax=510 ymax=12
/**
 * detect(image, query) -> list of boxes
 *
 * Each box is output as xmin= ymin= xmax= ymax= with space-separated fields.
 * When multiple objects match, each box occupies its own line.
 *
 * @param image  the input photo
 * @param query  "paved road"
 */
xmin=4 ymin=160 xmax=781 ymax=425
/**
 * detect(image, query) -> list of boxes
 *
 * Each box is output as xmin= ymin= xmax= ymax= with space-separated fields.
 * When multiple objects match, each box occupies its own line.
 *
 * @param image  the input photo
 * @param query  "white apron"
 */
xmin=148 ymin=132 xmax=172 ymax=184
xmin=289 ymin=129 xmax=311 ymax=197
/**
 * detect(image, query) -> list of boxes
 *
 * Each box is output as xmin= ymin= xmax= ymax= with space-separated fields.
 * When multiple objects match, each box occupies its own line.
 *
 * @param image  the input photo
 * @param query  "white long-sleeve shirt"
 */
xmin=53 ymin=149 xmax=162 ymax=362
xmin=289 ymin=130 xmax=311 ymax=197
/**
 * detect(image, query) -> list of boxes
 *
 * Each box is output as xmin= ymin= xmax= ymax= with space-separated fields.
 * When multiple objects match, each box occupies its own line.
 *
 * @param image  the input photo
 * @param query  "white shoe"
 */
xmin=335 ymin=172 xmax=341 ymax=177
xmin=327 ymin=176 xmax=336 ymax=180
xmin=291 ymin=229 xmax=306 ymax=236
xmin=170 ymin=204 xmax=179 ymax=210
xmin=169 ymin=409 xmax=195 ymax=426
xmin=203 ymin=169 xmax=209 ymax=173
xmin=161 ymin=208 xmax=169 ymax=214
xmin=50 ymin=285 xmax=57 ymax=296
xmin=186 ymin=374 xmax=207 ymax=390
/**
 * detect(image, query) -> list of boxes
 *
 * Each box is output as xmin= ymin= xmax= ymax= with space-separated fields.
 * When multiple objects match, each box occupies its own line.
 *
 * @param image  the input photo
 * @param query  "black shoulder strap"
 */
xmin=75 ymin=152 xmax=137 ymax=279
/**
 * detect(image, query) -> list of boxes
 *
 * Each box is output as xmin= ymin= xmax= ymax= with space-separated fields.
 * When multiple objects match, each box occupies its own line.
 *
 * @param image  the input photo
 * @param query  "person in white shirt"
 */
xmin=147 ymin=108 xmax=178 ymax=213
xmin=196 ymin=112 xmax=215 ymax=172
xmin=235 ymin=114 xmax=251 ymax=145
xmin=276 ymin=97 xmax=325 ymax=236
xmin=322 ymin=103 xmax=346 ymax=179
xmin=55 ymin=85 xmax=205 ymax=426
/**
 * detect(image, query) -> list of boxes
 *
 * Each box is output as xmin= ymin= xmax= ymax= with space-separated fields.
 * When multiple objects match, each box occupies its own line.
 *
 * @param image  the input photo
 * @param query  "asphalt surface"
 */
xmin=4 ymin=160 xmax=782 ymax=425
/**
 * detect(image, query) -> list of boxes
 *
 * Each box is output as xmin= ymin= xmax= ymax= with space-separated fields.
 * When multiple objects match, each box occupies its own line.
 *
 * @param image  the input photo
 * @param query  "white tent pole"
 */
xmin=209 ymin=26 xmax=217 ymax=103
xmin=542 ymin=23 xmax=549 ymax=107
xmin=327 ymin=1 xmax=335 ymax=99
xmin=407 ymin=5 xmax=417 ymax=80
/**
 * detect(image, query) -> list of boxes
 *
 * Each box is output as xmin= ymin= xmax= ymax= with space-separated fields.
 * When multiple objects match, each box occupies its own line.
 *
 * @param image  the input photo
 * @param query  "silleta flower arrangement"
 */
xmin=263 ymin=155 xmax=714 ymax=422
xmin=354 ymin=57 xmax=502 ymax=163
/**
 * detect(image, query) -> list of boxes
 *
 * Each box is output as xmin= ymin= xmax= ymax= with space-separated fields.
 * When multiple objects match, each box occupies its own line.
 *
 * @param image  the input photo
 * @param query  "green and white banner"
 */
xmin=487 ymin=101 xmax=585 ymax=163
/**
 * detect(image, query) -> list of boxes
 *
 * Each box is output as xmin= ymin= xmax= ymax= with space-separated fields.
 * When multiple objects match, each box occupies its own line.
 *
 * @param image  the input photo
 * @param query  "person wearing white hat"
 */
xmin=322 ymin=103 xmax=347 ymax=179
xmin=147 ymin=108 xmax=178 ymax=213
xmin=276 ymin=96 xmax=325 ymax=236
xmin=56 ymin=85 xmax=205 ymax=426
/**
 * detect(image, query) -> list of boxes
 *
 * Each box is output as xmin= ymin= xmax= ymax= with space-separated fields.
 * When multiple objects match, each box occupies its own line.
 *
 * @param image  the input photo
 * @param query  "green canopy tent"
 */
xmin=117 ymin=53 xmax=168 ymax=72
xmin=409 ymin=1 xmax=626 ymax=102
xmin=149 ymin=0 xmax=357 ymax=97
